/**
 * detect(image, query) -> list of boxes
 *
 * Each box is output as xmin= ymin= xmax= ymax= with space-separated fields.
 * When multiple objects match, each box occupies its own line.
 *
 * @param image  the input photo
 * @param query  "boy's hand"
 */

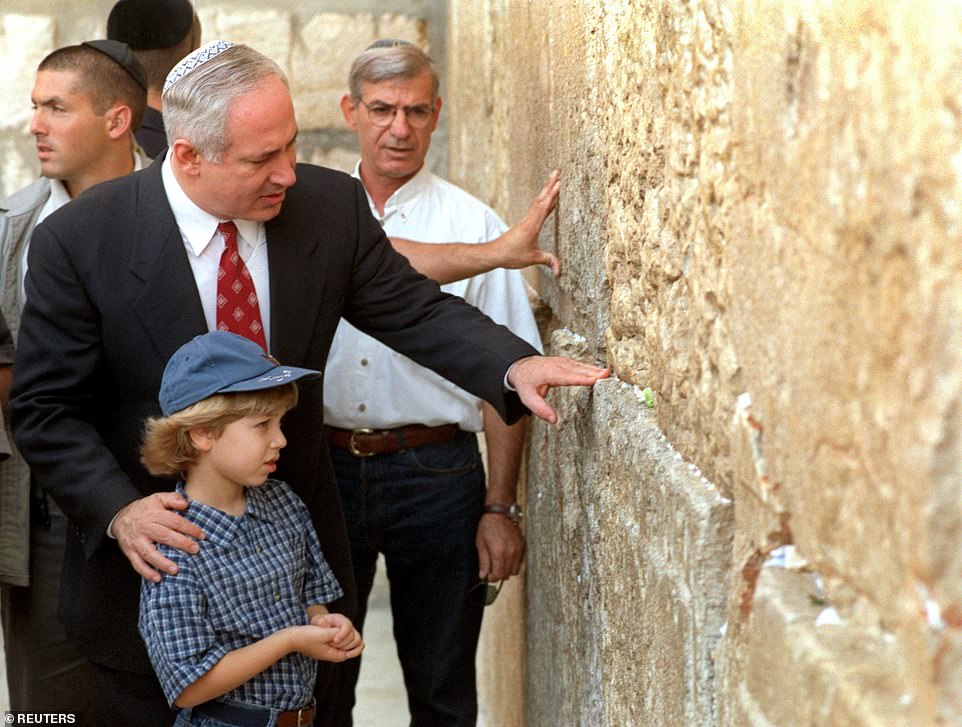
xmin=310 ymin=613 xmax=364 ymax=652
xmin=293 ymin=623 xmax=364 ymax=662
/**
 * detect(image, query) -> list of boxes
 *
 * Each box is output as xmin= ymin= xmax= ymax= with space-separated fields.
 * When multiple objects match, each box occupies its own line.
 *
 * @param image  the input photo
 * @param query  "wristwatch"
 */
xmin=483 ymin=502 xmax=523 ymax=525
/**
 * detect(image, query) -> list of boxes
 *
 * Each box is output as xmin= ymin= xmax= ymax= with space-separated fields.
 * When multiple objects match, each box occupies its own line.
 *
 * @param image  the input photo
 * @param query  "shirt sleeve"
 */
xmin=457 ymin=241 xmax=543 ymax=356
xmin=447 ymin=206 xmax=543 ymax=354
xmin=0 ymin=310 xmax=14 ymax=365
xmin=138 ymin=559 xmax=228 ymax=706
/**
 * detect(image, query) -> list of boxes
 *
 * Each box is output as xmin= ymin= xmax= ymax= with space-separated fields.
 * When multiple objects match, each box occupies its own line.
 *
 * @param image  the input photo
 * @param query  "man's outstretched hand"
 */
xmin=493 ymin=170 xmax=562 ymax=276
xmin=507 ymin=355 xmax=610 ymax=423
xmin=388 ymin=169 xmax=562 ymax=284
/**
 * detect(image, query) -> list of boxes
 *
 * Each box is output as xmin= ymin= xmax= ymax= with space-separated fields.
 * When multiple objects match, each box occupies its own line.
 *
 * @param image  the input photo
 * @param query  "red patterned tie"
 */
xmin=216 ymin=221 xmax=267 ymax=351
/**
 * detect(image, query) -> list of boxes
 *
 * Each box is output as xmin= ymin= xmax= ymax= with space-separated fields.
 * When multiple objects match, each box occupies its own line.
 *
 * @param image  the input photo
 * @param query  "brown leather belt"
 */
xmin=193 ymin=697 xmax=315 ymax=727
xmin=327 ymin=423 xmax=462 ymax=457
xmin=277 ymin=701 xmax=316 ymax=727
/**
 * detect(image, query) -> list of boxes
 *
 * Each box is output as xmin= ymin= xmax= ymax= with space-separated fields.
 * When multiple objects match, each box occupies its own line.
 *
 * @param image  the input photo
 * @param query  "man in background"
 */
xmin=0 ymin=40 xmax=148 ymax=720
xmin=107 ymin=0 xmax=201 ymax=157
xmin=327 ymin=40 xmax=539 ymax=726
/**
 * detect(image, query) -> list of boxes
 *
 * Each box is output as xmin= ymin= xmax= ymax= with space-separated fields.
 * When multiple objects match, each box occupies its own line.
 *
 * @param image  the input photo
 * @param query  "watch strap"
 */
xmin=482 ymin=502 xmax=522 ymax=524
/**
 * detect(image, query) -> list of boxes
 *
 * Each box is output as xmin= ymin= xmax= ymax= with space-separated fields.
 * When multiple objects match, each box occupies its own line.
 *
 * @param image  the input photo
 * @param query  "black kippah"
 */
xmin=107 ymin=0 xmax=195 ymax=51
xmin=81 ymin=39 xmax=148 ymax=91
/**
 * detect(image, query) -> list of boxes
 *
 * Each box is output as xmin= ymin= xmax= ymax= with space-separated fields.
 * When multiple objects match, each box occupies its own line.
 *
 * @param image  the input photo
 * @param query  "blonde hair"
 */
xmin=141 ymin=384 xmax=298 ymax=478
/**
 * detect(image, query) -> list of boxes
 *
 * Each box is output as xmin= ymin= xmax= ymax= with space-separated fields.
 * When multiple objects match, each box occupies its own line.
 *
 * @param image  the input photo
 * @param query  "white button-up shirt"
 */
xmin=323 ymin=163 xmax=542 ymax=433
xmin=161 ymin=155 xmax=271 ymax=347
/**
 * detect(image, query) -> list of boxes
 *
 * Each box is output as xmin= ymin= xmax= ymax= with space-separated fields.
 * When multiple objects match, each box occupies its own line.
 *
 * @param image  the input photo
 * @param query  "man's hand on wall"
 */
xmin=491 ymin=169 xmax=562 ymax=276
xmin=507 ymin=355 xmax=610 ymax=423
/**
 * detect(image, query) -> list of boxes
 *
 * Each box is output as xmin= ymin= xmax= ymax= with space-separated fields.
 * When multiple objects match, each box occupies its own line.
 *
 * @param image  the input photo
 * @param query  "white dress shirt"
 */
xmin=323 ymin=163 xmax=542 ymax=433
xmin=161 ymin=155 xmax=271 ymax=347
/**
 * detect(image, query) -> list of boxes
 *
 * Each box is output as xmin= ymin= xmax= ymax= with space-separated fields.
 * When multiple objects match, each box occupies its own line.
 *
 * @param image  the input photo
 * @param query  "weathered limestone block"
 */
xmin=451 ymin=1 xmax=610 ymax=345
xmin=0 ymin=137 xmax=38 ymax=199
xmin=197 ymin=7 xmax=292 ymax=73
xmin=291 ymin=13 xmax=427 ymax=131
xmin=527 ymin=348 xmax=732 ymax=727
xmin=375 ymin=13 xmax=426 ymax=50
xmin=300 ymin=145 xmax=357 ymax=175
xmin=0 ymin=13 xmax=58 ymax=194
xmin=292 ymin=12 xmax=376 ymax=130
xmin=733 ymin=567 xmax=925 ymax=726
xmin=0 ymin=15 xmax=54 ymax=133
xmin=603 ymin=0 xmax=739 ymax=494
xmin=722 ymin=4 xmax=962 ymax=721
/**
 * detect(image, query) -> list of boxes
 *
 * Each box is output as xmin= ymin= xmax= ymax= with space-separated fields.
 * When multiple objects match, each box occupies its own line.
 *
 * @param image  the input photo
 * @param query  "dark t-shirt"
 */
xmin=136 ymin=106 xmax=167 ymax=159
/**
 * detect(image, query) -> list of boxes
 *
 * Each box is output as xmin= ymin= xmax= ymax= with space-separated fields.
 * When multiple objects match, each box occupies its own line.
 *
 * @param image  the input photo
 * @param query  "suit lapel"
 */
xmin=265 ymin=197 xmax=324 ymax=365
xmin=130 ymin=158 xmax=208 ymax=362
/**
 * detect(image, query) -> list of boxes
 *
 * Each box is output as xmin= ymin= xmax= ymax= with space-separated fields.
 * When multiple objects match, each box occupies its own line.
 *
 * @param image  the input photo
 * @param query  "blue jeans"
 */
xmin=331 ymin=430 xmax=486 ymax=727
xmin=174 ymin=698 xmax=313 ymax=727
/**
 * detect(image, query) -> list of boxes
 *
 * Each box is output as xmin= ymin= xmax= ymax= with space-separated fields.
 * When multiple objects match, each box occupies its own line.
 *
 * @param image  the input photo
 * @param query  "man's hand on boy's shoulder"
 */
xmin=113 ymin=492 xmax=206 ymax=582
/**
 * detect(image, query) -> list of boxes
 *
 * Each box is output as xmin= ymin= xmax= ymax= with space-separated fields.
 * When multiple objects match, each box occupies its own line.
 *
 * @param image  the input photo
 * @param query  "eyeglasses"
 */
xmin=469 ymin=580 xmax=503 ymax=607
xmin=358 ymin=99 xmax=436 ymax=129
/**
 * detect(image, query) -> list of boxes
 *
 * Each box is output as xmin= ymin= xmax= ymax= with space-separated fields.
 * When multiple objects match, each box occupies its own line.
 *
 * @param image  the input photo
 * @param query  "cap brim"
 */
xmin=218 ymin=365 xmax=321 ymax=394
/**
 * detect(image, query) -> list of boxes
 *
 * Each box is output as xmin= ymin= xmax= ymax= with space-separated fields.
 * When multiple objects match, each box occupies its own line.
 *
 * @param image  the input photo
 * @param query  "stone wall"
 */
xmin=7 ymin=0 xmax=962 ymax=724
xmin=449 ymin=1 xmax=962 ymax=725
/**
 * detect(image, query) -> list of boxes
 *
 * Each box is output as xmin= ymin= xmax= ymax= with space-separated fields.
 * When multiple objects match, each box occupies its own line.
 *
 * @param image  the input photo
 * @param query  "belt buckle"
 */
xmin=297 ymin=698 xmax=317 ymax=727
xmin=348 ymin=428 xmax=376 ymax=457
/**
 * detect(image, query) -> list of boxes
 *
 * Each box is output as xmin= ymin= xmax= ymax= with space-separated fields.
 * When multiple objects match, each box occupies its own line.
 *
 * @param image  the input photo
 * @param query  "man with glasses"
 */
xmin=326 ymin=40 xmax=540 ymax=726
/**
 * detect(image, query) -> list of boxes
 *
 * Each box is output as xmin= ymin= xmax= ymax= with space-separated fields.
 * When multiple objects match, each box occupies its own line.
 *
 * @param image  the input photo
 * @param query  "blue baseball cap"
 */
xmin=159 ymin=331 xmax=320 ymax=415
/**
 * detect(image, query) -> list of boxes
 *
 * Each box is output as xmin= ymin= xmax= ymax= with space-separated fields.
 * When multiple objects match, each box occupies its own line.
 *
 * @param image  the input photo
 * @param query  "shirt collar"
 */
xmin=35 ymin=177 xmax=73 ymax=226
xmin=352 ymin=160 xmax=433 ymax=220
xmin=46 ymin=178 xmax=72 ymax=212
xmin=49 ymin=146 xmax=145 ymax=210
xmin=161 ymin=154 xmax=261 ymax=255
xmin=175 ymin=480 xmax=276 ymax=545
xmin=244 ymin=483 xmax=275 ymax=522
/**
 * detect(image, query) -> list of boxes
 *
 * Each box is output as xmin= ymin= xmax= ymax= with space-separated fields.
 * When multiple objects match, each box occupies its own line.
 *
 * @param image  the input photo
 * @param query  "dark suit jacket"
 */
xmin=9 ymin=158 xmax=536 ymax=672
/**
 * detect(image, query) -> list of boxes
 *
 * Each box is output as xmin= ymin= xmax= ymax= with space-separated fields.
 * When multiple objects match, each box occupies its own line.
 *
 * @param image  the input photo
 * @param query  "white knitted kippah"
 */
xmin=163 ymin=39 xmax=235 ymax=95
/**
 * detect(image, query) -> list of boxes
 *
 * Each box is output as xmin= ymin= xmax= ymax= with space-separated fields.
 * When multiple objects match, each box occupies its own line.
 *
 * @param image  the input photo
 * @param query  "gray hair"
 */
xmin=163 ymin=44 xmax=288 ymax=162
xmin=348 ymin=41 xmax=439 ymax=101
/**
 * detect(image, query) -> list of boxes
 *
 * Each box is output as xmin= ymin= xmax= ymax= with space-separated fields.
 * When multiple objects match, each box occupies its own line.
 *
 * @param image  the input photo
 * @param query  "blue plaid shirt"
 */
xmin=138 ymin=479 xmax=342 ymax=709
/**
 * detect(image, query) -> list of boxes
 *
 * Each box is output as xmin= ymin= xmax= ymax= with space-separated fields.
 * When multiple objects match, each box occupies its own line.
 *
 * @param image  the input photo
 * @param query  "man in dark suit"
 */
xmin=9 ymin=40 xmax=607 ymax=727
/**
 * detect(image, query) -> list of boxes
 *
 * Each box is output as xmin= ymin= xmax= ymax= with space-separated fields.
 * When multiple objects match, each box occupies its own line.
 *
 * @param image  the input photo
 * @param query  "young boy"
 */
xmin=138 ymin=330 xmax=363 ymax=727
